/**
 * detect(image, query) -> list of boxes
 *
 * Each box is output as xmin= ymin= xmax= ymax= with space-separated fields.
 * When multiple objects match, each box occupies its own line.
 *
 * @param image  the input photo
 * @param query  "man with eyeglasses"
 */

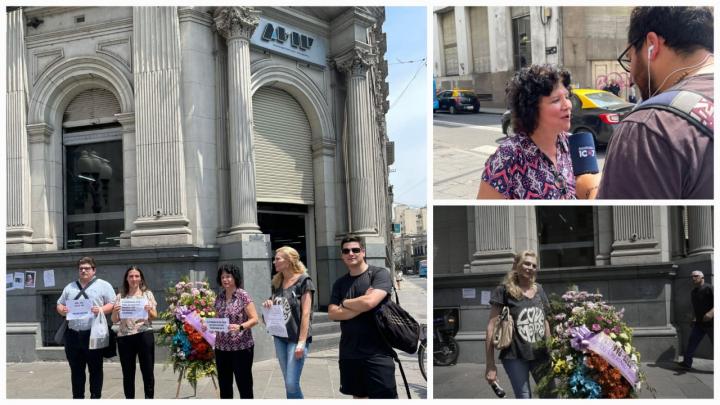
xmin=328 ymin=236 xmax=398 ymax=398
xmin=677 ymin=270 xmax=713 ymax=370
xmin=598 ymin=7 xmax=713 ymax=199
xmin=56 ymin=256 xmax=116 ymax=398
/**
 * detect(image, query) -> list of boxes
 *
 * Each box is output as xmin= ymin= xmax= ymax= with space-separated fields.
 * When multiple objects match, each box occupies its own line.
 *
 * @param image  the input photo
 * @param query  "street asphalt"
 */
xmin=6 ymin=276 xmax=428 ymax=399
xmin=434 ymin=358 xmax=714 ymax=399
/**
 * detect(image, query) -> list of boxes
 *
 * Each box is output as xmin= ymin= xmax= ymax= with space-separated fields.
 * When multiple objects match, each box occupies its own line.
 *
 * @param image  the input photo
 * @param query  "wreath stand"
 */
xmin=175 ymin=367 xmax=219 ymax=399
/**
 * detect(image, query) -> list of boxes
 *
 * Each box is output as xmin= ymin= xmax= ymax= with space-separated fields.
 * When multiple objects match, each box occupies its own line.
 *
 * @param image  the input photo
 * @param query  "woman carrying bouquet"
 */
xmin=111 ymin=266 xmax=157 ymax=398
xmin=262 ymin=246 xmax=316 ymax=399
xmin=214 ymin=263 xmax=259 ymax=398
xmin=485 ymin=250 xmax=553 ymax=398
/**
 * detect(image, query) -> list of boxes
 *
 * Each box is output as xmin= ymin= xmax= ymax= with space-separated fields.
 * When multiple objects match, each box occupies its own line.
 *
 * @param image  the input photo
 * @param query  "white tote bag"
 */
xmin=89 ymin=313 xmax=110 ymax=350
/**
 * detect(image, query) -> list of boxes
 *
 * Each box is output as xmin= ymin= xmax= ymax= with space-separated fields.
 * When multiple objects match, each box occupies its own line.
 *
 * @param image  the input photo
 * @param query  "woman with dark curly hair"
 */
xmin=214 ymin=263 xmax=259 ymax=398
xmin=478 ymin=64 xmax=597 ymax=199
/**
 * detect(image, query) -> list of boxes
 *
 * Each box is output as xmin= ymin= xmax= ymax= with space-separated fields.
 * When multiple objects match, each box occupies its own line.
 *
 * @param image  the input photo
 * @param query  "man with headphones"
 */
xmin=597 ymin=7 xmax=713 ymax=199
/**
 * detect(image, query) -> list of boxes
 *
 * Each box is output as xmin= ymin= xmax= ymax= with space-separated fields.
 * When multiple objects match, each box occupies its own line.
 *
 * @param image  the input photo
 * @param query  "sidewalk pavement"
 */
xmin=6 ymin=278 xmax=427 ymax=399
xmin=434 ymin=359 xmax=714 ymax=399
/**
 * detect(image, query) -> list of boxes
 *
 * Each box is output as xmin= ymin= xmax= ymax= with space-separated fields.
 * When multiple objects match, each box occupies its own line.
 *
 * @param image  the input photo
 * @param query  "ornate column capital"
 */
xmin=334 ymin=46 xmax=377 ymax=77
xmin=214 ymin=7 xmax=260 ymax=41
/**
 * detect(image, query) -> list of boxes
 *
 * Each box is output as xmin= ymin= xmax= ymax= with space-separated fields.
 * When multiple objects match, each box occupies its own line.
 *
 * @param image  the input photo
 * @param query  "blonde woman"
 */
xmin=485 ymin=251 xmax=552 ymax=398
xmin=262 ymin=246 xmax=315 ymax=399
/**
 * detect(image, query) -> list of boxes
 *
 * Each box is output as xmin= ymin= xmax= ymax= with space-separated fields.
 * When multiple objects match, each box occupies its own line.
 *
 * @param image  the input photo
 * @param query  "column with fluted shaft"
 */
xmin=214 ymin=7 xmax=261 ymax=236
xmin=131 ymin=7 xmax=192 ymax=246
xmin=6 ymin=9 xmax=33 ymax=252
xmin=687 ymin=206 xmax=713 ymax=256
xmin=335 ymin=46 xmax=378 ymax=235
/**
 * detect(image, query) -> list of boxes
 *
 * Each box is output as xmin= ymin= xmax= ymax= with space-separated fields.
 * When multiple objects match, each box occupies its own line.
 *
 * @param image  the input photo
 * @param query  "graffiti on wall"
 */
xmin=595 ymin=71 xmax=631 ymax=91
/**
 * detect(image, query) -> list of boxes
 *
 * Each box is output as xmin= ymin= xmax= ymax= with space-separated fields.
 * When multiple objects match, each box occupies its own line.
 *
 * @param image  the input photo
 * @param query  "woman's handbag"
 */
xmin=89 ymin=313 xmax=110 ymax=350
xmin=492 ymin=306 xmax=514 ymax=350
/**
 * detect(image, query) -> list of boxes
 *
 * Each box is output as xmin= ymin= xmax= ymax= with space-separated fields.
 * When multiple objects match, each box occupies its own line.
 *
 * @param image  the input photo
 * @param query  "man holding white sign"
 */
xmin=56 ymin=257 xmax=116 ymax=399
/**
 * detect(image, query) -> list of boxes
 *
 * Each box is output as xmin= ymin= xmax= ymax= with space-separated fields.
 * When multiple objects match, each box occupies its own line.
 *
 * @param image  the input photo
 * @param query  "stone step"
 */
xmin=309 ymin=332 xmax=342 ymax=352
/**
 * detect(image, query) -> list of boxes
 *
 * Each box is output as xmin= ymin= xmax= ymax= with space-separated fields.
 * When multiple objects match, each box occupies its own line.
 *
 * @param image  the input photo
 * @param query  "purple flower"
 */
xmin=591 ymin=323 xmax=601 ymax=332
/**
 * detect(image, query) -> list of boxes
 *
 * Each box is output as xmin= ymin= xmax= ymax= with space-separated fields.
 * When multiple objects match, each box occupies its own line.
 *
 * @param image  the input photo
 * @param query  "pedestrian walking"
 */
xmin=110 ymin=266 xmax=157 ymax=398
xmin=56 ymin=256 xmax=116 ymax=399
xmin=262 ymin=246 xmax=315 ymax=399
xmin=329 ymin=236 xmax=398 ymax=399
xmin=677 ymin=270 xmax=713 ymax=369
xmin=485 ymin=250 xmax=553 ymax=399
xmin=214 ymin=264 xmax=259 ymax=399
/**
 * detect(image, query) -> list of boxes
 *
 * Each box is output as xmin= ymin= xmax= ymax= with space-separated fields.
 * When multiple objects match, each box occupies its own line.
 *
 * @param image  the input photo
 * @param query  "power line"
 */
xmin=388 ymin=60 xmax=426 ymax=110
xmin=388 ymin=57 xmax=426 ymax=65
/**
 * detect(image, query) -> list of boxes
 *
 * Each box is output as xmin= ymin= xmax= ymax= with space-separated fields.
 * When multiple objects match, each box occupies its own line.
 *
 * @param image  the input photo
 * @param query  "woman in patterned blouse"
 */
xmin=214 ymin=263 xmax=259 ymax=398
xmin=478 ymin=64 xmax=578 ymax=199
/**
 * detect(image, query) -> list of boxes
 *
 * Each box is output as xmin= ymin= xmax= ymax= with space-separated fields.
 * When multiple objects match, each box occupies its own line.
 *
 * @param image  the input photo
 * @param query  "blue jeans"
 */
xmin=273 ymin=337 xmax=310 ymax=399
xmin=683 ymin=323 xmax=713 ymax=367
xmin=501 ymin=357 xmax=547 ymax=399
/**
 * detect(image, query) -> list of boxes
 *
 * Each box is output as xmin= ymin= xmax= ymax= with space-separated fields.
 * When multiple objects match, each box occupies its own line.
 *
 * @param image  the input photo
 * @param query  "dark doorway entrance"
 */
xmin=258 ymin=203 xmax=308 ymax=276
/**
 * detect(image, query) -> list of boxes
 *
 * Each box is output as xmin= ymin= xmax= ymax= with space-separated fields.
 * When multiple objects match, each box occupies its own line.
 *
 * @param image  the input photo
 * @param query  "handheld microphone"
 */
xmin=569 ymin=132 xmax=600 ymax=199
xmin=568 ymin=132 xmax=599 ymax=176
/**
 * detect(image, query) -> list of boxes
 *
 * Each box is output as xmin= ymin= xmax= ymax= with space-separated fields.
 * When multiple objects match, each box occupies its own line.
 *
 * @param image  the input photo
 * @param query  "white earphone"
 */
xmin=648 ymin=45 xmax=654 ymax=58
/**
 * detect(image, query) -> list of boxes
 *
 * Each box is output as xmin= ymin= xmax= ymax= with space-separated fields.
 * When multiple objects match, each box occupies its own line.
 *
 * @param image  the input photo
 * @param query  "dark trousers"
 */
xmin=117 ymin=330 xmax=155 ymax=398
xmin=215 ymin=347 xmax=254 ymax=399
xmin=65 ymin=329 xmax=104 ymax=399
xmin=683 ymin=323 xmax=714 ymax=367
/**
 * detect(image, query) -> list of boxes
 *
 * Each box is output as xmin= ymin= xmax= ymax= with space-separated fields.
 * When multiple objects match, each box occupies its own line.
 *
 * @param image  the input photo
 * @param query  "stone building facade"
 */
xmin=434 ymin=206 xmax=713 ymax=364
xmin=6 ymin=6 xmax=393 ymax=361
xmin=434 ymin=6 xmax=634 ymax=108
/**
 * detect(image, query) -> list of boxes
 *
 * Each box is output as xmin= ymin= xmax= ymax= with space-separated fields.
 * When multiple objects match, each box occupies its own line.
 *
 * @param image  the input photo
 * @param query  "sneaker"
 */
xmin=675 ymin=361 xmax=691 ymax=370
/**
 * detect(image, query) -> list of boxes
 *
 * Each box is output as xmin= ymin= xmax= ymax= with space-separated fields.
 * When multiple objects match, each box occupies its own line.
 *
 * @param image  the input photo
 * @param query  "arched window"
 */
xmin=62 ymin=88 xmax=124 ymax=249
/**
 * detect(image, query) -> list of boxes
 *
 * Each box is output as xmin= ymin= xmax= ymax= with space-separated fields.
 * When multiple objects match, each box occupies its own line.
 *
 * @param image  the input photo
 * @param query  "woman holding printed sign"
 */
xmin=111 ymin=266 xmax=157 ymax=399
xmin=262 ymin=246 xmax=316 ymax=399
xmin=214 ymin=263 xmax=259 ymax=399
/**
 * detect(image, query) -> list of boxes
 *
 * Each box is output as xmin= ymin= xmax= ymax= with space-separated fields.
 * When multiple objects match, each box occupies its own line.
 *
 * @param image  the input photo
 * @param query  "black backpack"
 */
xmin=364 ymin=267 xmax=421 ymax=399
xmin=364 ymin=267 xmax=421 ymax=354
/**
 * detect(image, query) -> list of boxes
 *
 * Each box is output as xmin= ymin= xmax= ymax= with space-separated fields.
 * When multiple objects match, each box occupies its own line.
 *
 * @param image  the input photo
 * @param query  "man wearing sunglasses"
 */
xmin=328 ymin=236 xmax=397 ymax=398
xmin=598 ymin=7 xmax=713 ymax=199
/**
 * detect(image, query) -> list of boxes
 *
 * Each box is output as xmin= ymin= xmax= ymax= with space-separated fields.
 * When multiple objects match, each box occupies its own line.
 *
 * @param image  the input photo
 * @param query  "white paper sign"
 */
xmin=44 ymin=270 xmax=56 ymax=288
xmin=205 ymin=318 xmax=230 ymax=333
xmin=13 ymin=272 xmax=24 ymax=289
xmin=462 ymin=288 xmax=476 ymax=299
xmin=262 ymin=305 xmax=288 ymax=338
xmin=6 ymin=274 xmax=14 ymax=290
xmin=119 ymin=298 xmax=148 ymax=319
xmin=481 ymin=290 xmax=491 ymax=305
xmin=67 ymin=298 xmax=93 ymax=320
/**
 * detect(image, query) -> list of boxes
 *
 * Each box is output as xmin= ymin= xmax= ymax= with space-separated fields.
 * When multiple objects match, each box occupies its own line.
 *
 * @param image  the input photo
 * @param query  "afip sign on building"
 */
xmin=250 ymin=17 xmax=328 ymax=68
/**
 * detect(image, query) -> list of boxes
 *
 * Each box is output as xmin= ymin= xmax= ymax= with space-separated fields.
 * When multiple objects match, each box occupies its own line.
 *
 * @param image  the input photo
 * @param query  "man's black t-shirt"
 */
xmin=330 ymin=265 xmax=395 ymax=360
xmin=691 ymin=283 xmax=713 ymax=327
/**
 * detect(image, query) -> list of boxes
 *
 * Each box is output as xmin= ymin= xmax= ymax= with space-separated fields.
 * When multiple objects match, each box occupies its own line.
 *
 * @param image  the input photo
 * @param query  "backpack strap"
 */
xmin=73 ymin=277 xmax=98 ymax=300
xmin=631 ymin=89 xmax=714 ymax=138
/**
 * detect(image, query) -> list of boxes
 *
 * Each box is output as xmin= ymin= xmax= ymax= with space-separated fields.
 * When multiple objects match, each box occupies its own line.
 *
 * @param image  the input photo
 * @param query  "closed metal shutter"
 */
xmin=253 ymin=87 xmax=314 ymax=204
xmin=63 ymin=88 xmax=121 ymax=124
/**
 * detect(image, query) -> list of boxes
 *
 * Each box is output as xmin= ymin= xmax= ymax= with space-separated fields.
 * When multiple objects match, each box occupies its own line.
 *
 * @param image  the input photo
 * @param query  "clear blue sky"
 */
xmin=384 ymin=7 xmax=427 ymax=208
